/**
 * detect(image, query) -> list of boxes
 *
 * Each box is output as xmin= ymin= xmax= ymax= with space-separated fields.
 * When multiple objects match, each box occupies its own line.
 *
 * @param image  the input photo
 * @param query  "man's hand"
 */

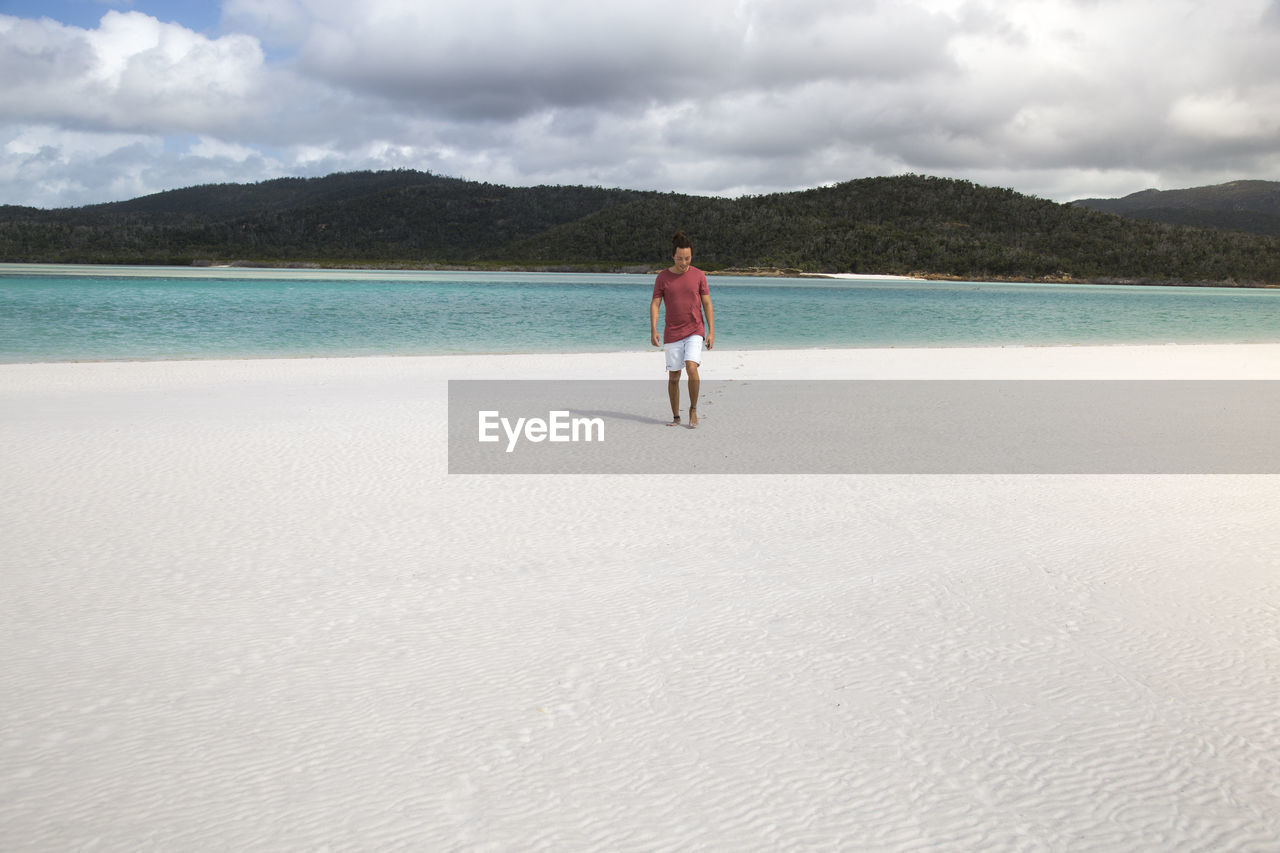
xmin=706 ymin=332 xmax=714 ymax=350
xmin=651 ymin=331 xmax=660 ymax=347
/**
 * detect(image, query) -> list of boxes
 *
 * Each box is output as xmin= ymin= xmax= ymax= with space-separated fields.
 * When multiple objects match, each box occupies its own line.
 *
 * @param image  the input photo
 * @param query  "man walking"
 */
xmin=650 ymin=231 xmax=714 ymax=428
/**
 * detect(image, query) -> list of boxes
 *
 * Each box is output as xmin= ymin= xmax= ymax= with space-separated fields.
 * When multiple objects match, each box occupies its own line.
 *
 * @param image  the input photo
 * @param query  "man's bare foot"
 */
xmin=688 ymin=405 xmax=698 ymax=429
xmin=666 ymin=413 xmax=681 ymax=426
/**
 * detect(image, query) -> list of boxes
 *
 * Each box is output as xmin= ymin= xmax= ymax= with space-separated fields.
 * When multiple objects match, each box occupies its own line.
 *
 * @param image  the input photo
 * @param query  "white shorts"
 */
xmin=664 ymin=334 xmax=704 ymax=372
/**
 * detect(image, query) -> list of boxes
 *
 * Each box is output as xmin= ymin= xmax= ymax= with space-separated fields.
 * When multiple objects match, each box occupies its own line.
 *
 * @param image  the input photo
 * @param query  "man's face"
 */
xmin=673 ymin=247 xmax=692 ymax=273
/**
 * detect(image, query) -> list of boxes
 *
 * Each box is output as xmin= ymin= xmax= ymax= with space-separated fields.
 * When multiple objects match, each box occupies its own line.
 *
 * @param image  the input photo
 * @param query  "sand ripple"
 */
xmin=3 ymin=353 xmax=1279 ymax=850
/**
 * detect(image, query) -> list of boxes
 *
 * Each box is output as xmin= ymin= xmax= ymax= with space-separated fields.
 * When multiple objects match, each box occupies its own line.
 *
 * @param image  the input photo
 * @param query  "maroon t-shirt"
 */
xmin=652 ymin=266 xmax=710 ymax=343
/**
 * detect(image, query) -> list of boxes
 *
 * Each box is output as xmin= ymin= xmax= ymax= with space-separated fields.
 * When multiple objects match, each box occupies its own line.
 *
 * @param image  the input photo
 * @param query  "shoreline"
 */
xmin=9 ymin=338 xmax=1280 ymax=369
xmin=4 ymin=260 xmax=1277 ymax=288
xmin=5 ymin=342 xmax=1280 ymax=380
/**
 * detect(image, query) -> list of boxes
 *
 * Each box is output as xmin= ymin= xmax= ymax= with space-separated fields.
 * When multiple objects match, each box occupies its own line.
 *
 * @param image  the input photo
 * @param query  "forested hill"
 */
xmin=1073 ymin=180 xmax=1280 ymax=237
xmin=2 ymin=170 xmax=1278 ymax=285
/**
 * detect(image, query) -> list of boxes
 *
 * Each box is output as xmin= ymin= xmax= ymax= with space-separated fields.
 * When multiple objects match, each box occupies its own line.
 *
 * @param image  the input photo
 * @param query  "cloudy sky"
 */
xmin=2 ymin=0 xmax=1278 ymax=208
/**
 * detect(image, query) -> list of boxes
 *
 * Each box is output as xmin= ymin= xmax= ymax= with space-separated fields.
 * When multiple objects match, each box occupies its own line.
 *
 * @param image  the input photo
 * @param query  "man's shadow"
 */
xmin=569 ymin=409 xmax=668 ymax=425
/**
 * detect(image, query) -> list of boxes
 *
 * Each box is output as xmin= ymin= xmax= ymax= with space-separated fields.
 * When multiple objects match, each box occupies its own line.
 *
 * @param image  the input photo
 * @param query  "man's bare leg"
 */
xmin=666 ymin=370 xmax=682 ymax=425
xmin=686 ymin=361 xmax=700 ymax=428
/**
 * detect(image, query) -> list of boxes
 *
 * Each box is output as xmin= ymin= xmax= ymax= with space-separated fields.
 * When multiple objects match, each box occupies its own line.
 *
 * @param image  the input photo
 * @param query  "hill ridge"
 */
xmin=1072 ymin=180 xmax=1280 ymax=236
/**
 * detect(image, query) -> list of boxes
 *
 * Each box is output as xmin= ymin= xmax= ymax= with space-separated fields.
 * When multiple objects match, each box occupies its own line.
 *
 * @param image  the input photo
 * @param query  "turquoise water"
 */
xmin=3 ymin=264 xmax=1280 ymax=362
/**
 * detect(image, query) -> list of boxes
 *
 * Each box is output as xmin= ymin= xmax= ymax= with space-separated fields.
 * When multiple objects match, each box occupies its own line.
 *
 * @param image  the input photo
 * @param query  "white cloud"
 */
xmin=0 ymin=11 xmax=268 ymax=134
xmin=187 ymin=135 xmax=262 ymax=162
xmin=0 ymin=125 xmax=160 ymax=208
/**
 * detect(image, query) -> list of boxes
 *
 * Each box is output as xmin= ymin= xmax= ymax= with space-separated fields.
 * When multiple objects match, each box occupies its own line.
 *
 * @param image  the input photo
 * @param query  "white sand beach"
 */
xmin=804 ymin=272 xmax=929 ymax=281
xmin=3 ymin=344 xmax=1279 ymax=851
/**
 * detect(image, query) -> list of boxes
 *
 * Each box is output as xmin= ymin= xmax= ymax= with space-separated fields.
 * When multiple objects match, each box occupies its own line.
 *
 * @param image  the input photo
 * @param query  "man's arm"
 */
xmin=650 ymin=297 xmax=662 ymax=347
xmin=701 ymin=294 xmax=714 ymax=349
